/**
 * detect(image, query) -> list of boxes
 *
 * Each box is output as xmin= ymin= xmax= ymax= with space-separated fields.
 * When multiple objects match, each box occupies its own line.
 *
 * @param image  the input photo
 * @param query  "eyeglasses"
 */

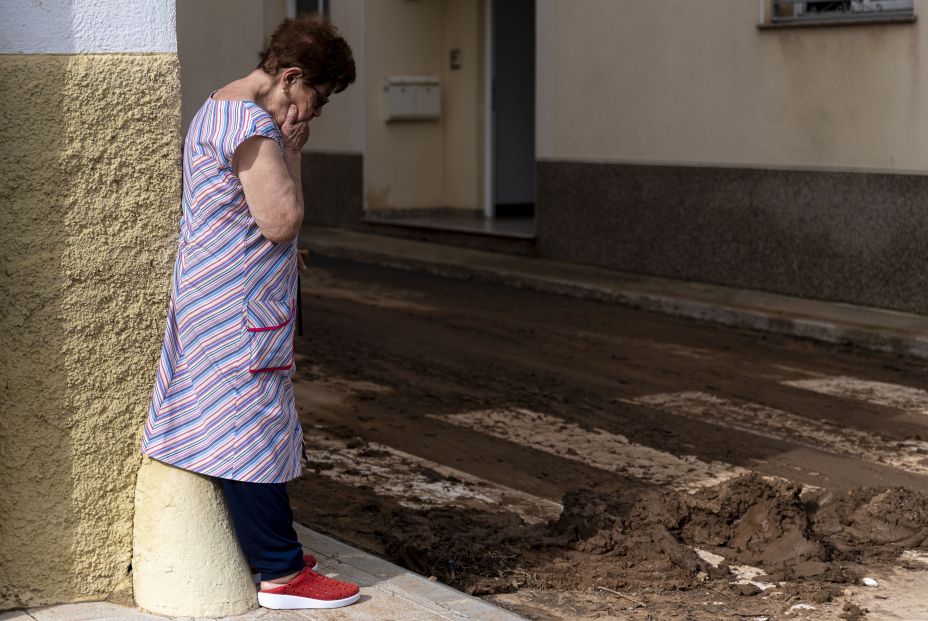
xmin=309 ymin=84 xmax=330 ymax=109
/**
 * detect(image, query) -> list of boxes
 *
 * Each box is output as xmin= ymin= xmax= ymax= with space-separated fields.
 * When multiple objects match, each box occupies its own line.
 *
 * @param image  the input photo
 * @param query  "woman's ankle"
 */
xmin=260 ymin=570 xmax=300 ymax=589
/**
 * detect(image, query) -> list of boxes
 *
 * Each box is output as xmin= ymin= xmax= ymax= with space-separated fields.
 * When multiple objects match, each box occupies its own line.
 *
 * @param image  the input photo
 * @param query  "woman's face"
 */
xmin=283 ymin=71 xmax=334 ymax=123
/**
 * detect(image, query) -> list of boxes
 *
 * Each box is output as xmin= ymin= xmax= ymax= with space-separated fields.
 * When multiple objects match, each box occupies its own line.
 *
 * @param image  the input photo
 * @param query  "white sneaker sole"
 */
xmin=257 ymin=590 xmax=361 ymax=609
xmin=252 ymin=560 xmax=319 ymax=585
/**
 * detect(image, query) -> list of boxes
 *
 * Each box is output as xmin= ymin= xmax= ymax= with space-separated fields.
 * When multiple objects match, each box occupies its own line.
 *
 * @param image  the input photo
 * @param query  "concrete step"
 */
xmin=356 ymin=214 xmax=537 ymax=257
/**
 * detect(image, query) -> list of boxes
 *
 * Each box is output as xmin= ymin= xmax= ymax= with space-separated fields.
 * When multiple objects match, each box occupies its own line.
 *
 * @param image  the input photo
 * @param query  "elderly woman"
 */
xmin=141 ymin=15 xmax=359 ymax=610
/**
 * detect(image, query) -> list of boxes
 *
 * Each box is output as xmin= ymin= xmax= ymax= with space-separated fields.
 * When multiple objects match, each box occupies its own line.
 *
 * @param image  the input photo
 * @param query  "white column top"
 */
xmin=1 ymin=0 xmax=177 ymax=54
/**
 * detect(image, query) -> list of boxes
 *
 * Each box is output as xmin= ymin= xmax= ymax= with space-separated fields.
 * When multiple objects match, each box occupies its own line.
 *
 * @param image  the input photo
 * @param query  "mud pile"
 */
xmin=378 ymin=474 xmax=928 ymax=596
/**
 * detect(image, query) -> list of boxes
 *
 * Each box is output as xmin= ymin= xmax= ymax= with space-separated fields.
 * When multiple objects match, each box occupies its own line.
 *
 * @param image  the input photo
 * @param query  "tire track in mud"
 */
xmin=523 ymin=327 xmax=928 ymax=445
xmin=302 ymin=425 xmax=562 ymax=524
xmin=628 ymin=391 xmax=928 ymax=477
xmin=433 ymin=408 xmax=749 ymax=492
xmin=784 ymin=375 xmax=928 ymax=415
xmin=295 ymin=275 xmax=928 ymax=492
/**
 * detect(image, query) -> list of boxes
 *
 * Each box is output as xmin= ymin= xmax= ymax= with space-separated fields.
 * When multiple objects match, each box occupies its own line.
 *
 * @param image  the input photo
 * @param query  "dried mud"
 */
xmin=302 ymin=438 xmax=928 ymax=598
xmin=290 ymin=258 xmax=928 ymax=619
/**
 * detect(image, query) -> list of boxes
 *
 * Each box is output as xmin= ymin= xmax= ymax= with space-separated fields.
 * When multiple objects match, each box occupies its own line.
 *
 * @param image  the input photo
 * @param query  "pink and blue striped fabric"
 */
xmin=141 ymin=96 xmax=302 ymax=483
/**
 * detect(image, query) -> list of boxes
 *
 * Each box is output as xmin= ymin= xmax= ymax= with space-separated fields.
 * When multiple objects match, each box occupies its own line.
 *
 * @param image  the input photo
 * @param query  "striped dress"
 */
xmin=141 ymin=96 xmax=302 ymax=483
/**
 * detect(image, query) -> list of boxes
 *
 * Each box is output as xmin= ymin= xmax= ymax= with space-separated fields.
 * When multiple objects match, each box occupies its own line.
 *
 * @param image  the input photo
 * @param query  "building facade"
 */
xmin=180 ymin=0 xmax=928 ymax=314
xmin=535 ymin=0 xmax=928 ymax=315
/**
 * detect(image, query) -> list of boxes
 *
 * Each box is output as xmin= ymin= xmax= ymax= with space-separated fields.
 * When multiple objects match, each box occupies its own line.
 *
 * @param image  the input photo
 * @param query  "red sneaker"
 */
xmin=250 ymin=553 xmax=319 ymax=585
xmin=258 ymin=566 xmax=361 ymax=609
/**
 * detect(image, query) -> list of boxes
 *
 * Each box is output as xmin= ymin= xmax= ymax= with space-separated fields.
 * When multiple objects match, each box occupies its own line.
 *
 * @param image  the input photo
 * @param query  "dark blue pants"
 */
xmin=220 ymin=479 xmax=305 ymax=581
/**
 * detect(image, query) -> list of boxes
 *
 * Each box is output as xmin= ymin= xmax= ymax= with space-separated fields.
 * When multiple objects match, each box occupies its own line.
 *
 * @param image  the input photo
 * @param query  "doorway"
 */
xmin=487 ymin=0 xmax=535 ymax=221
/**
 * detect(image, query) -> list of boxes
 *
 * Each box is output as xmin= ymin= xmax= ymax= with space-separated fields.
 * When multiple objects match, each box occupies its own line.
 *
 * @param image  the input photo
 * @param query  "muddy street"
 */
xmin=289 ymin=255 xmax=928 ymax=620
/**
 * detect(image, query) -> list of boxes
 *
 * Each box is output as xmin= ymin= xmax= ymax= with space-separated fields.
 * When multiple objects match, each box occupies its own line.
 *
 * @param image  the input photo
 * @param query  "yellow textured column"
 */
xmin=0 ymin=51 xmax=183 ymax=607
xmin=133 ymin=458 xmax=257 ymax=617
xmin=0 ymin=2 xmax=259 ymax=611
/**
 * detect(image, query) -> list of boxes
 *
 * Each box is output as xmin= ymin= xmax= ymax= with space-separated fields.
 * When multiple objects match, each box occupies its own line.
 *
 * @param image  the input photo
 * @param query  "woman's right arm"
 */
xmin=235 ymin=106 xmax=307 ymax=243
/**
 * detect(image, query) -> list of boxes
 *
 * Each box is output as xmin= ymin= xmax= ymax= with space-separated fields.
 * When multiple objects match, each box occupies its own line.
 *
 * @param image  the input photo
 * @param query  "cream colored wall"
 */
xmin=177 ymin=0 xmax=266 ymax=133
xmin=263 ymin=0 xmax=289 ymax=42
xmin=364 ymin=0 xmax=445 ymax=209
xmin=177 ymin=0 xmax=478 ymax=210
xmin=178 ymin=0 xmax=363 ymax=151
xmin=307 ymin=0 xmax=366 ymax=153
xmin=537 ymin=0 xmax=928 ymax=173
xmin=0 ymin=53 xmax=180 ymax=608
xmin=363 ymin=0 xmax=481 ymax=210
xmin=441 ymin=0 xmax=481 ymax=210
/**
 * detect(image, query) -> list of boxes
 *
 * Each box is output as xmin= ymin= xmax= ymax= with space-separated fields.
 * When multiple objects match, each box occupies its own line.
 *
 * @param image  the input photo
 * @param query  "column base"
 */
xmin=132 ymin=457 xmax=257 ymax=617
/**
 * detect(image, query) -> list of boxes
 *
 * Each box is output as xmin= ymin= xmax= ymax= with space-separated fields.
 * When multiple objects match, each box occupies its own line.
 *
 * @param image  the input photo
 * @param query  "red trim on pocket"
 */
xmin=249 ymin=363 xmax=294 ymax=374
xmin=247 ymin=318 xmax=291 ymax=333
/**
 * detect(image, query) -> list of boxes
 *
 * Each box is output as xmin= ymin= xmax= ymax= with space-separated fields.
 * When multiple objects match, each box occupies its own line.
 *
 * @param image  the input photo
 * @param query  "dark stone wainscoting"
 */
xmin=300 ymin=151 xmax=364 ymax=229
xmin=536 ymin=160 xmax=928 ymax=315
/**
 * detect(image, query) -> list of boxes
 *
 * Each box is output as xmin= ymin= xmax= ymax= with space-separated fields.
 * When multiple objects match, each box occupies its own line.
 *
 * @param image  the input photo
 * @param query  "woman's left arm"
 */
xmin=235 ymin=106 xmax=309 ymax=244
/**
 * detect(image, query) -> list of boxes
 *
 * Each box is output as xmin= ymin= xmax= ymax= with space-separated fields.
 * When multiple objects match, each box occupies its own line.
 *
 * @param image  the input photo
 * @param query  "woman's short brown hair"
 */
xmin=259 ymin=14 xmax=356 ymax=94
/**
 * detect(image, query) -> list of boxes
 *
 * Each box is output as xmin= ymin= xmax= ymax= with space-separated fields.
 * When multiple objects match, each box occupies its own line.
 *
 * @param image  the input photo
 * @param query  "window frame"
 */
xmin=760 ymin=0 xmax=916 ymax=28
xmin=288 ymin=0 xmax=330 ymax=19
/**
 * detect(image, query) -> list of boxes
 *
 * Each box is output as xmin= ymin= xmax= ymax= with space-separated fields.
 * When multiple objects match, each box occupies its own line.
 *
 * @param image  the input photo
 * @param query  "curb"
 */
xmin=303 ymin=230 xmax=928 ymax=361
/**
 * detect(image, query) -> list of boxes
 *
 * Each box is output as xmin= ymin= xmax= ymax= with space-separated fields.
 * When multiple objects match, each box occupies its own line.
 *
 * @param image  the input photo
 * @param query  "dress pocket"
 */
xmin=245 ymin=298 xmax=295 ymax=373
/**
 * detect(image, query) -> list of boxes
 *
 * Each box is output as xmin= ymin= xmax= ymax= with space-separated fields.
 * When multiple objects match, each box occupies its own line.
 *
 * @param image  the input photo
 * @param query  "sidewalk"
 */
xmin=3 ymin=525 xmax=523 ymax=621
xmin=302 ymin=227 xmax=928 ymax=359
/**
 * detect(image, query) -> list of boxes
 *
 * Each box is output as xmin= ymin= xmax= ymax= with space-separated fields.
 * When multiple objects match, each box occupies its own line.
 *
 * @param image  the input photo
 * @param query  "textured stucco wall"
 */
xmin=0 ymin=53 xmax=181 ymax=608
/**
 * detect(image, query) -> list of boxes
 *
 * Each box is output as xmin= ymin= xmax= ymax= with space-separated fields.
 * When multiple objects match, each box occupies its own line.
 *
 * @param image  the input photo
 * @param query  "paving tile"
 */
xmin=313 ymin=562 xmax=450 ymax=617
xmin=359 ymin=589 xmax=451 ymax=620
xmin=288 ymin=594 xmax=441 ymax=621
xmin=372 ymin=573 xmax=487 ymax=612
xmin=434 ymin=598 xmax=525 ymax=620
xmin=317 ymin=562 xmax=382 ymax=588
xmin=297 ymin=527 xmax=499 ymax=616
xmin=295 ymin=524 xmax=525 ymax=619
xmin=225 ymin=612 xmax=302 ymax=621
xmin=172 ymin=608 xmax=269 ymax=621
xmin=20 ymin=525 xmax=524 ymax=621
xmin=313 ymin=562 xmax=381 ymax=589
xmin=223 ymin=610 xmax=278 ymax=620
xmin=370 ymin=580 xmax=519 ymax=620
xmin=329 ymin=553 xmax=410 ymax=582
xmin=293 ymin=527 xmax=364 ymax=561
xmin=28 ymin=602 xmax=164 ymax=621
xmin=0 ymin=612 xmax=37 ymax=621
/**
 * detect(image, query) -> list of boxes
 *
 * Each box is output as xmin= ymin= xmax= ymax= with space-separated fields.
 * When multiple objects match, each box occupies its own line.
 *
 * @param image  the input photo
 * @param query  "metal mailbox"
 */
xmin=383 ymin=75 xmax=441 ymax=122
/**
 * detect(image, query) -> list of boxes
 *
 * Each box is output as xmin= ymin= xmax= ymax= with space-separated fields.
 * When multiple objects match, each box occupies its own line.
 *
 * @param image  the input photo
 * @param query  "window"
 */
xmin=769 ymin=0 xmax=914 ymax=25
xmin=296 ymin=0 xmax=330 ymax=18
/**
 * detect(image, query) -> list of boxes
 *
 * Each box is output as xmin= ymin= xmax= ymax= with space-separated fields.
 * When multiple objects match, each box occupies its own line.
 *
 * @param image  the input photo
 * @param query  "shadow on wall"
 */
xmin=0 ymin=51 xmax=182 ymax=607
xmin=0 ymin=53 xmax=75 ymax=609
